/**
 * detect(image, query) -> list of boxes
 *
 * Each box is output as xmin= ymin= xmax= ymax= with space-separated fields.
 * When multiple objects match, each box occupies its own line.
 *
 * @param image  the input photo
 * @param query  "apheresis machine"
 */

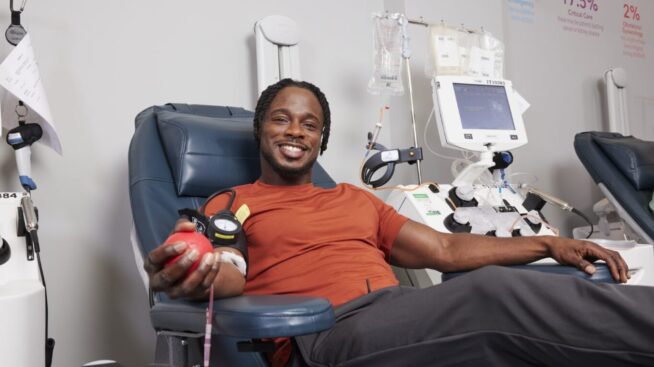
xmin=363 ymin=13 xmax=654 ymax=288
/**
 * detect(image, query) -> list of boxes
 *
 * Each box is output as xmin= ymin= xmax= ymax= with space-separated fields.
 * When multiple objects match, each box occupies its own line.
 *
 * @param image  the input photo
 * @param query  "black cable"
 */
xmin=35 ymin=242 xmax=55 ymax=367
xmin=35 ymin=251 xmax=47 ymax=333
xmin=571 ymin=208 xmax=594 ymax=239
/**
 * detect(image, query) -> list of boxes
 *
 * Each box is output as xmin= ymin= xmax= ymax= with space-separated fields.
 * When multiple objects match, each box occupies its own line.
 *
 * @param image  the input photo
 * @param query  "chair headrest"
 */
xmin=593 ymin=133 xmax=654 ymax=190
xmin=157 ymin=110 xmax=260 ymax=197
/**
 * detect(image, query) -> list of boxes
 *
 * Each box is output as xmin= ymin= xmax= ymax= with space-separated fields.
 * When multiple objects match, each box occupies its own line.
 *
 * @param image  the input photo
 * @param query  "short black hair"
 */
xmin=253 ymin=78 xmax=331 ymax=154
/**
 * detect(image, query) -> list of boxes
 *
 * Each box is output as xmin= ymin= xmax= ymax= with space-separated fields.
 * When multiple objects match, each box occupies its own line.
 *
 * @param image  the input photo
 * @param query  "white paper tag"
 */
xmin=381 ymin=150 xmax=400 ymax=162
xmin=512 ymin=90 xmax=531 ymax=115
xmin=468 ymin=47 xmax=495 ymax=78
xmin=0 ymin=33 xmax=61 ymax=154
xmin=435 ymin=35 xmax=459 ymax=68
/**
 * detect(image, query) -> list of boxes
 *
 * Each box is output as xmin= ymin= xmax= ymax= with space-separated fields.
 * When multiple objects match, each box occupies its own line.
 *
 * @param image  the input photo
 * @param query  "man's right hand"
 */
xmin=143 ymin=218 xmax=221 ymax=300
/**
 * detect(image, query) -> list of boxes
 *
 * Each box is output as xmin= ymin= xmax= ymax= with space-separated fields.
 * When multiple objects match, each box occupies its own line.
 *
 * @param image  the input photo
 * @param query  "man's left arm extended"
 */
xmin=390 ymin=219 xmax=630 ymax=283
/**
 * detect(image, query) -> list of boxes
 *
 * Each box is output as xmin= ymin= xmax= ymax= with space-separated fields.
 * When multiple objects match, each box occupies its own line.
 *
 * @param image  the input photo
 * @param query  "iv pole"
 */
xmin=401 ymin=17 xmax=423 ymax=184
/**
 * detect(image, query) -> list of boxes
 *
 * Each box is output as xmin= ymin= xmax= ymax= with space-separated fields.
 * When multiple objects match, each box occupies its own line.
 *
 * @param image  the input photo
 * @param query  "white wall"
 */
xmin=2 ymin=0 xmax=652 ymax=366
xmin=502 ymin=0 xmax=654 ymax=231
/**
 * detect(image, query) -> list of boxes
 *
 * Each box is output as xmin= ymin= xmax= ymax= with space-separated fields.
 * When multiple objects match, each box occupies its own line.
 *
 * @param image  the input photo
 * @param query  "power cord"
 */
xmin=520 ymin=185 xmax=594 ymax=239
xmin=20 ymin=194 xmax=55 ymax=366
xmin=36 ymin=250 xmax=55 ymax=366
xmin=571 ymin=207 xmax=594 ymax=239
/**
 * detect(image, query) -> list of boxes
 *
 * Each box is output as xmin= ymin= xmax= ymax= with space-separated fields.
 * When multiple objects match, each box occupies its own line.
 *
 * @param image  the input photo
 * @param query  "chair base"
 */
xmin=153 ymin=331 xmax=203 ymax=367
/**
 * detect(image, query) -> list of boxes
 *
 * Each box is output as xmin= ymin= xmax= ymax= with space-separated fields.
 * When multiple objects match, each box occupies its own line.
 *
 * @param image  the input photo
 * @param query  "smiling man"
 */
xmin=144 ymin=79 xmax=654 ymax=367
xmin=255 ymin=81 xmax=328 ymax=184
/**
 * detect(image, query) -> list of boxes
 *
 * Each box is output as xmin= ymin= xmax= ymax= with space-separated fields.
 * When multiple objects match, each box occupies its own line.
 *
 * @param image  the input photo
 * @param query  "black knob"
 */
xmin=444 ymin=212 xmax=472 ymax=233
xmin=488 ymin=228 xmax=512 ymax=238
xmin=448 ymin=186 xmax=478 ymax=208
xmin=0 ymin=239 xmax=10 ymax=266
xmin=490 ymin=151 xmax=514 ymax=171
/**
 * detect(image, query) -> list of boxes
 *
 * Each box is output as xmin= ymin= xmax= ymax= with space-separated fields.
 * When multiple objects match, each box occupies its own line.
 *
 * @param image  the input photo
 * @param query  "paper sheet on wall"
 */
xmin=512 ymin=90 xmax=530 ymax=115
xmin=0 ymin=33 xmax=61 ymax=154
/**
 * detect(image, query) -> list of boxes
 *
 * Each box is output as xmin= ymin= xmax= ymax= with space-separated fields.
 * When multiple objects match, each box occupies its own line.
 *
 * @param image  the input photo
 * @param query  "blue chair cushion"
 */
xmin=575 ymin=132 xmax=654 ymax=241
xmin=150 ymin=293 xmax=335 ymax=338
xmin=594 ymin=134 xmax=654 ymax=190
xmin=157 ymin=110 xmax=261 ymax=197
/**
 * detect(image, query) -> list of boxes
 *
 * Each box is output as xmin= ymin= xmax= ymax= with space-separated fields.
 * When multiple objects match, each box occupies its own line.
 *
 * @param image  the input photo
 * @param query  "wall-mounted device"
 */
xmin=254 ymin=15 xmax=301 ymax=95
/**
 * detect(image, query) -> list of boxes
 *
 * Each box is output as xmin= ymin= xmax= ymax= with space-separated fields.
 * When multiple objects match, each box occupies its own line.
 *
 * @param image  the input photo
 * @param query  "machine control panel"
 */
xmin=388 ymin=184 xmax=551 ymax=238
xmin=387 ymin=184 xmax=654 ymax=288
xmin=387 ymin=184 xmax=556 ymax=286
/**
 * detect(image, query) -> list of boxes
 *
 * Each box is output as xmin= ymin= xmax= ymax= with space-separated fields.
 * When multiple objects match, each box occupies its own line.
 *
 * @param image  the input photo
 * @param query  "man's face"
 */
xmin=258 ymin=86 xmax=324 ymax=183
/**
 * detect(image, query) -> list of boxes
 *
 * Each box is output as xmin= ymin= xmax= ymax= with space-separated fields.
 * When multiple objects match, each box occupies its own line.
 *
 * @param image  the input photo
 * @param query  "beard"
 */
xmin=261 ymin=147 xmax=317 ymax=178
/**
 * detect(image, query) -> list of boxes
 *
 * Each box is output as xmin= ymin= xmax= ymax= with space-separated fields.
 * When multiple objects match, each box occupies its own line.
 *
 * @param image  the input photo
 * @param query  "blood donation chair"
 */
xmin=575 ymin=131 xmax=654 ymax=244
xmin=128 ymin=103 xmax=336 ymax=366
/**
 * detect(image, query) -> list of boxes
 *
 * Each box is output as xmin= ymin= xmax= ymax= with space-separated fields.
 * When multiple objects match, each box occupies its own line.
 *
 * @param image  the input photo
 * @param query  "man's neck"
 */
xmin=258 ymin=174 xmax=312 ymax=186
xmin=259 ymin=157 xmax=314 ymax=186
xmin=259 ymin=169 xmax=313 ymax=186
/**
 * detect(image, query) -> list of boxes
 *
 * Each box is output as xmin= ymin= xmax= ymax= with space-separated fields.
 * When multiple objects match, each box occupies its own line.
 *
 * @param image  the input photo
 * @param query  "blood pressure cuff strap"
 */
xmin=595 ymin=135 xmax=654 ymax=190
xmin=178 ymin=208 xmax=249 ymax=276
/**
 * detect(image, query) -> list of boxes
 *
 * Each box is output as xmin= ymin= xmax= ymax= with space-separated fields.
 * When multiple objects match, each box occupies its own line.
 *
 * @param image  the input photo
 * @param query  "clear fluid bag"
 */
xmin=469 ymin=30 xmax=504 ymax=79
xmin=368 ymin=13 xmax=405 ymax=96
xmin=457 ymin=26 xmax=474 ymax=76
xmin=425 ymin=23 xmax=461 ymax=77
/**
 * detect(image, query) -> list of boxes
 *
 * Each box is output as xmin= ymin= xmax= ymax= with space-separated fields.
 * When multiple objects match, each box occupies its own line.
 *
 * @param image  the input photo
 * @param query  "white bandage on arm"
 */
xmin=218 ymin=251 xmax=247 ymax=277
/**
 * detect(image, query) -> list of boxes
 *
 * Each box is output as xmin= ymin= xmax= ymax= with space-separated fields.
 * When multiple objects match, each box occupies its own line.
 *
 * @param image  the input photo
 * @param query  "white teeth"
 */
xmin=281 ymin=145 xmax=302 ymax=152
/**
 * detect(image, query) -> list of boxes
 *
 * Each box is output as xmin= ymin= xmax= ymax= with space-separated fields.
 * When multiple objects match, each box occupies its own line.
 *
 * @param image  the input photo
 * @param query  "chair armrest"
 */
xmin=442 ymin=263 xmax=617 ymax=284
xmin=150 ymin=293 xmax=335 ymax=339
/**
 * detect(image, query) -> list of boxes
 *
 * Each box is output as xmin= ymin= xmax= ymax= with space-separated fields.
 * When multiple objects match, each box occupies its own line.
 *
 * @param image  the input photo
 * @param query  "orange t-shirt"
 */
xmin=204 ymin=180 xmax=409 ymax=365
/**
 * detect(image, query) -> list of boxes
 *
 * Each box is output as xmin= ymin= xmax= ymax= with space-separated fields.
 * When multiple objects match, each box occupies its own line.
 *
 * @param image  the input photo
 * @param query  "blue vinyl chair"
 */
xmin=575 ymin=131 xmax=654 ymax=244
xmin=128 ymin=103 xmax=335 ymax=366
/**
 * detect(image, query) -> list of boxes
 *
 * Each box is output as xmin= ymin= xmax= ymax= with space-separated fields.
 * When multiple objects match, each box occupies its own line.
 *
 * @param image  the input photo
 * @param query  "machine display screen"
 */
xmin=453 ymin=83 xmax=515 ymax=130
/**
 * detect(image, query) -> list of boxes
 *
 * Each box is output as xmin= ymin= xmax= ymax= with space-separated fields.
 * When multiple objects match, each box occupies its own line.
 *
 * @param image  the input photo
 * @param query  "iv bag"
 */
xmin=482 ymin=31 xmax=505 ymax=79
xmin=368 ymin=13 xmax=404 ymax=96
xmin=425 ymin=23 xmax=460 ymax=77
xmin=468 ymin=30 xmax=504 ymax=79
xmin=457 ymin=27 xmax=474 ymax=76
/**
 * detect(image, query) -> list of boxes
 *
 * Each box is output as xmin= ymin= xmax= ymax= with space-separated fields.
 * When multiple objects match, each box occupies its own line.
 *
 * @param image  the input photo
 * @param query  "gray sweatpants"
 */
xmin=293 ymin=265 xmax=654 ymax=366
